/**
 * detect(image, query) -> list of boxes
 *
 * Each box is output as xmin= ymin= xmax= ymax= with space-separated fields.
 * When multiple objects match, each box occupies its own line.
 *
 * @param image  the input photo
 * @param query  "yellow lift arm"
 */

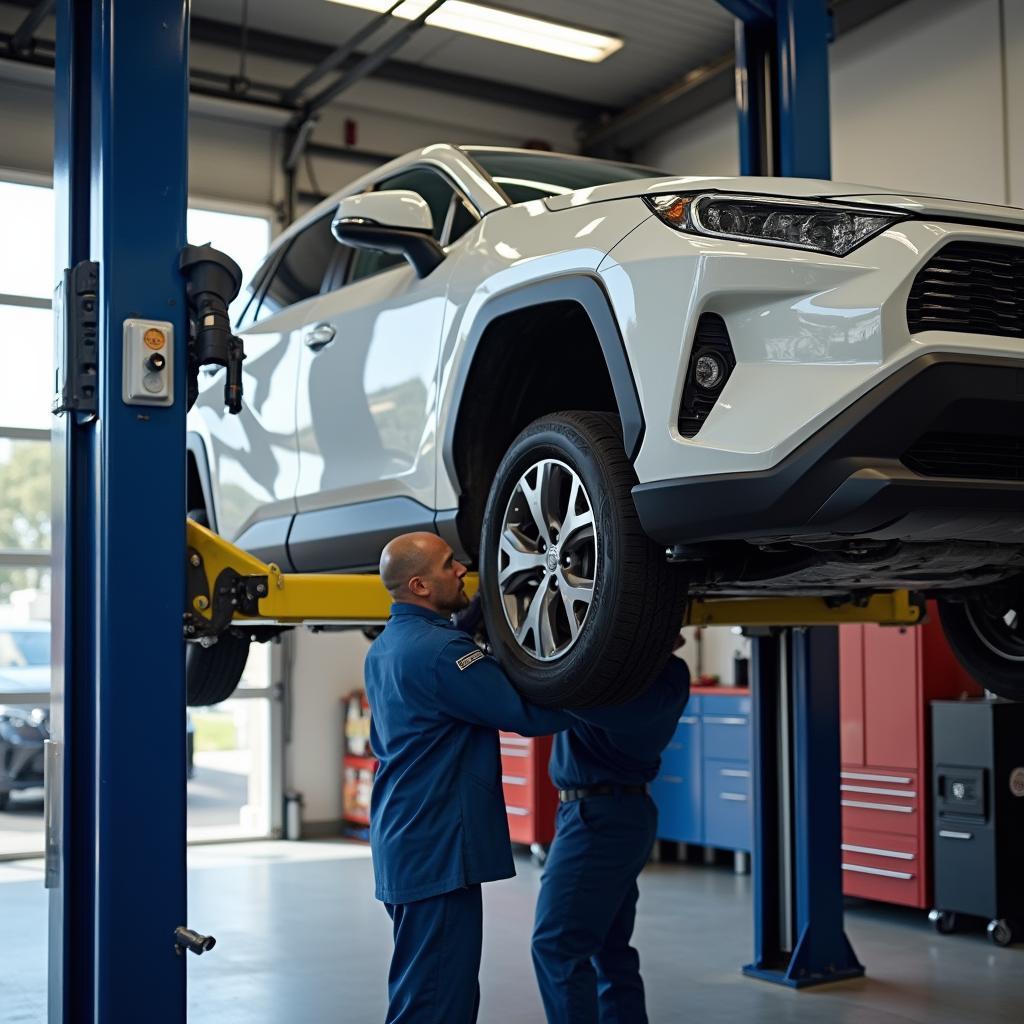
xmin=184 ymin=518 xmax=922 ymax=642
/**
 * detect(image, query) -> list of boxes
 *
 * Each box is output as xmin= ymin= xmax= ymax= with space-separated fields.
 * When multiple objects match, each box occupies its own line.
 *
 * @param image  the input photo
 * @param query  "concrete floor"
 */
xmin=2 ymin=840 xmax=1021 ymax=1023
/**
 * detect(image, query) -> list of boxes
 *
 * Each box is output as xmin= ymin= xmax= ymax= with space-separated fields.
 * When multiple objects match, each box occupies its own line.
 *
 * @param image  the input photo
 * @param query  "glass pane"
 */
xmin=259 ymin=213 xmax=336 ymax=319
xmin=0 ymin=180 xmax=54 ymax=300
xmin=187 ymin=645 xmax=272 ymax=841
xmin=0 ymin=305 xmax=54 ymax=431
xmin=0 ymin=576 xmax=50 ymax=857
xmin=0 ymin=439 xmax=50 ymax=553
xmin=469 ymin=149 xmax=666 ymax=192
xmin=187 ymin=207 xmax=272 ymax=327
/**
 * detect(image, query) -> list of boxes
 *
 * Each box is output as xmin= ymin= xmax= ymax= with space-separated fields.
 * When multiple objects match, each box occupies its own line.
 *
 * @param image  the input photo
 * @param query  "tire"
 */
xmin=0 ymin=790 xmax=9 ymax=812
xmin=479 ymin=411 xmax=687 ymax=708
xmin=186 ymin=630 xmax=250 ymax=707
xmin=938 ymin=585 xmax=1024 ymax=701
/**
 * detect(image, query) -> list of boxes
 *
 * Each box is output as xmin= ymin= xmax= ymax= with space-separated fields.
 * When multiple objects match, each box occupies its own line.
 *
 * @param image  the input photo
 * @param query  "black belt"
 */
xmin=558 ymin=784 xmax=648 ymax=803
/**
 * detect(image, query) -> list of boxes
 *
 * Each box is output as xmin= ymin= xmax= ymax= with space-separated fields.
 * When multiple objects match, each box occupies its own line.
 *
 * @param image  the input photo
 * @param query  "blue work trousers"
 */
xmin=532 ymin=794 xmax=658 ymax=1023
xmin=384 ymin=884 xmax=482 ymax=1023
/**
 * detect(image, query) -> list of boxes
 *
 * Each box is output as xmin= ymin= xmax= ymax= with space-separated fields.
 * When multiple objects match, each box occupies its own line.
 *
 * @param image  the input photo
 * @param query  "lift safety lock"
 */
xmin=123 ymin=318 xmax=174 ymax=406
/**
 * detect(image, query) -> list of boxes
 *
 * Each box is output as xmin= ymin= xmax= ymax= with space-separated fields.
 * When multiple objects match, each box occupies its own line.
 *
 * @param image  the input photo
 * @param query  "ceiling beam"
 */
xmin=10 ymin=0 xmax=53 ymax=52
xmin=581 ymin=0 xmax=912 ymax=158
xmin=188 ymin=14 xmax=610 ymax=122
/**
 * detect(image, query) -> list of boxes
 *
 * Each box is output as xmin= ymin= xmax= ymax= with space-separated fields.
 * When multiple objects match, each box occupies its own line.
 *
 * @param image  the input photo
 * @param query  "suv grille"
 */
xmin=903 ymin=432 xmax=1024 ymax=481
xmin=906 ymin=241 xmax=1024 ymax=339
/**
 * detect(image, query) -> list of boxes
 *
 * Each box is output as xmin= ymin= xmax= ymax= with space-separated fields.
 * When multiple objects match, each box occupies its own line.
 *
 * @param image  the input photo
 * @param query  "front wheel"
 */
xmin=479 ymin=411 xmax=687 ymax=708
xmin=938 ymin=585 xmax=1024 ymax=701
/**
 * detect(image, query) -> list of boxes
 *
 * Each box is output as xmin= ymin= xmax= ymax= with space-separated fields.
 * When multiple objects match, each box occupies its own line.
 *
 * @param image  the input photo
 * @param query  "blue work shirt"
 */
xmin=549 ymin=656 xmax=691 ymax=790
xmin=365 ymin=602 xmax=571 ymax=905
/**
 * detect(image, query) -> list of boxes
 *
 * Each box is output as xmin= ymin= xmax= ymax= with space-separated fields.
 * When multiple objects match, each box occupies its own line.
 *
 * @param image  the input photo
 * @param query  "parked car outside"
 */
xmin=186 ymin=145 xmax=1024 ymax=708
xmin=0 ymin=621 xmax=49 ymax=810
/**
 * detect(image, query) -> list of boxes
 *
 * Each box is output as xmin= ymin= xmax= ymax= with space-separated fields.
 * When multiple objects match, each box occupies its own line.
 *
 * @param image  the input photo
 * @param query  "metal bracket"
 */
xmin=53 ymin=259 xmax=99 ymax=420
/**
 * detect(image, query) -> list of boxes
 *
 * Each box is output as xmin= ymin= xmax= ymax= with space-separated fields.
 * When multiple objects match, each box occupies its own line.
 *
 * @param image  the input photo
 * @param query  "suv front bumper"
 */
xmin=632 ymin=354 xmax=1024 ymax=548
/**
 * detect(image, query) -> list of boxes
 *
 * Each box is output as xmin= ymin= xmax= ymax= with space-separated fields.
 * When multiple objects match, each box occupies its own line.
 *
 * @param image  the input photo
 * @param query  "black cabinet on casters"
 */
xmin=929 ymin=699 xmax=1024 ymax=946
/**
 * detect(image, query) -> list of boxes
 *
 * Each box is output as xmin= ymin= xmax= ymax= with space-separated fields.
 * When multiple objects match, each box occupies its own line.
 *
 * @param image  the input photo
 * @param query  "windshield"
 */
xmin=0 ymin=629 xmax=50 ymax=668
xmin=466 ymin=149 xmax=668 ymax=204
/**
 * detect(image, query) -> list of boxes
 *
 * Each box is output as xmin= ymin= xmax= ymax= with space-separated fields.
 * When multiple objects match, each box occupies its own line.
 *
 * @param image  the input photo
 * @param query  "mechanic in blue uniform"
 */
xmin=531 ymin=636 xmax=691 ymax=1024
xmin=365 ymin=532 xmax=572 ymax=1024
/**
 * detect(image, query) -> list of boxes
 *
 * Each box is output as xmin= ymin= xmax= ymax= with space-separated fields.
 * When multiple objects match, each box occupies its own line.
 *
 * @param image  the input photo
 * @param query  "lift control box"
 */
xmin=123 ymin=318 xmax=173 ymax=406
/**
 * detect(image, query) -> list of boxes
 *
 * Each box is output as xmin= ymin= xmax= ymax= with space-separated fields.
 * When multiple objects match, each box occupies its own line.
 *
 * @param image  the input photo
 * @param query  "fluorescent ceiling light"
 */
xmin=325 ymin=0 xmax=623 ymax=63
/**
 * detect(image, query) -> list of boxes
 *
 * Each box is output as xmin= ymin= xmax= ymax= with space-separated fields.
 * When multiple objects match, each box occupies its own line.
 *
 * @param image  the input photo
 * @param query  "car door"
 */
xmin=290 ymin=166 xmax=478 ymax=571
xmin=191 ymin=211 xmax=339 ymax=547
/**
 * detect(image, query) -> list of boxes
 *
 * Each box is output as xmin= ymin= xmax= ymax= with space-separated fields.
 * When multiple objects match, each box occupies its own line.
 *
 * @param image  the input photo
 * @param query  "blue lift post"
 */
xmin=50 ymin=1 xmax=190 ymax=1021
xmin=716 ymin=0 xmax=864 ymax=988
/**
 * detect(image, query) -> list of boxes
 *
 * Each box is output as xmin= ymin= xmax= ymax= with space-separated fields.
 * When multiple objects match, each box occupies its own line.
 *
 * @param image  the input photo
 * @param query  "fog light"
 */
xmin=694 ymin=352 xmax=725 ymax=390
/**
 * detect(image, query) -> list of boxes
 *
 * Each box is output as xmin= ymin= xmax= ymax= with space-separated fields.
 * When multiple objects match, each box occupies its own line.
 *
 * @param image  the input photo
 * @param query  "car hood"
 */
xmin=543 ymin=175 xmax=1024 ymax=229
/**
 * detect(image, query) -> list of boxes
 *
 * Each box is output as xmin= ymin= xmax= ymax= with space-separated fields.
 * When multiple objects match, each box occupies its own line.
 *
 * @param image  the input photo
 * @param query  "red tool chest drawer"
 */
xmin=842 ymin=827 xmax=920 ymax=907
xmin=840 ymin=769 xmax=919 ymax=838
xmin=499 ymin=732 xmax=558 ymax=848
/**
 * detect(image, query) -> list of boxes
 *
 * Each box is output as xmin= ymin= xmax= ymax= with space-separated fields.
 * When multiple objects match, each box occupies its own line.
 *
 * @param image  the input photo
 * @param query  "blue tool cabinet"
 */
xmin=651 ymin=692 xmax=753 ymax=852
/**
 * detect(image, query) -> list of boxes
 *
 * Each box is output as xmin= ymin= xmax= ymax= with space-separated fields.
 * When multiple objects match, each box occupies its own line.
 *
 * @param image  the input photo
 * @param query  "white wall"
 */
xmin=286 ymin=629 xmax=372 ymax=826
xmin=641 ymin=0 xmax=1021 ymax=207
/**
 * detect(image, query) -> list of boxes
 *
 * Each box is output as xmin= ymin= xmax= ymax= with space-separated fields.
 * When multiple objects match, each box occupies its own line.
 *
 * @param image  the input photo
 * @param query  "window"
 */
xmin=0 ymin=181 xmax=274 ymax=856
xmin=259 ymin=212 xmax=337 ymax=319
xmin=465 ymin=148 xmax=668 ymax=203
xmin=187 ymin=206 xmax=272 ymax=330
xmin=447 ymin=196 xmax=478 ymax=244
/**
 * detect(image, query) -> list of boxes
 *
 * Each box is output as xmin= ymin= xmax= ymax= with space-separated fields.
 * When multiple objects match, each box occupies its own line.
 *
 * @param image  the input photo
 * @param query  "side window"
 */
xmin=348 ymin=167 xmax=457 ymax=285
xmin=235 ymin=252 xmax=277 ymax=330
xmin=447 ymin=196 xmax=478 ymax=245
xmin=257 ymin=212 xmax=337 ymax=320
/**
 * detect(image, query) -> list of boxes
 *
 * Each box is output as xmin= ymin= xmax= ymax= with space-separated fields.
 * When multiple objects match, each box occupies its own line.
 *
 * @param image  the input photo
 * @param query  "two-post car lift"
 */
xmin=49 ymin=1 xmax=888 ymax=1020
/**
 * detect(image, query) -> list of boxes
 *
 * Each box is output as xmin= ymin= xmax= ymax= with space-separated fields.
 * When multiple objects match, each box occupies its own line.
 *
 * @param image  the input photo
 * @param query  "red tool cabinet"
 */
xmin=838 ymin=605 xmax=981 ymax=908
xmin=500 ymin=732 xmax=559 ymax=848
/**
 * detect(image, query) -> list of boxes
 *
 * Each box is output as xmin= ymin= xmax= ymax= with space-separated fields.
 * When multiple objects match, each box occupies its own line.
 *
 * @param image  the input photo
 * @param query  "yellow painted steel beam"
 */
xmin=186 ymin=519 xmax=920 ymax=632
xmin=684 ymin=591 xmax=922 ymax=628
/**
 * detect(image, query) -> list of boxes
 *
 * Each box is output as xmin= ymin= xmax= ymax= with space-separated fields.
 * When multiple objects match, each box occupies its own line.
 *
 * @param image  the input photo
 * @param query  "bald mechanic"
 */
xmin=365 ymin=532 xmax=572 ymax=1024
xmin=532 ymin=640 xmax=690 ymax=1023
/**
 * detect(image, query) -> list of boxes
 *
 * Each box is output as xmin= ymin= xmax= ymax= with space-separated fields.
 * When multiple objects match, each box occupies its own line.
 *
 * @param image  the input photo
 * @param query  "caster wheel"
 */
xmin=987 ymin=919 xmax=1014 ymax=947
xmin=530 ymin=842 xmax=549 ymax=867
xmin=929 ymin=909 xmax=957 ymax=935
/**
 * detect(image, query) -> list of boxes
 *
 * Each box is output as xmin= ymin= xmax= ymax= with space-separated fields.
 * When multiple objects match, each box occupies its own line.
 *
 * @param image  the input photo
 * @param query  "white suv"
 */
xmin=187 ymin=144 xmax=1024 ymax=707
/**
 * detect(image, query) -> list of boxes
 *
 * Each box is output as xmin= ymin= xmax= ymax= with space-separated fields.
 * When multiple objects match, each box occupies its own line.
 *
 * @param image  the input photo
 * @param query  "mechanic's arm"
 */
xmin=569 ymin=657 xmax=691 ymax=734
xmin=435 ymin=636 xmax=572 ymax=736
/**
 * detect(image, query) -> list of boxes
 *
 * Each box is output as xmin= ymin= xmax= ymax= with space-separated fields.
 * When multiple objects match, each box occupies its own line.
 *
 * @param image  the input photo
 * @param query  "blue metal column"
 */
xmin=743 ymin=629 xmax=864 ymax=987
xmin=50 ymin=1 xmax=190 ymax=1021
xmin=50 ymin=0 xmax=96 ymax=1016
xmin=722 ymin=0 xmax=832 ymax=178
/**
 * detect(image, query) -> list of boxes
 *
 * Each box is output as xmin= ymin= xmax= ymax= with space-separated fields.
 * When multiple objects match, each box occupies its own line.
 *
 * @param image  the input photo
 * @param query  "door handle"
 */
xmin=305 ymin=323 xmax=336 ymax=351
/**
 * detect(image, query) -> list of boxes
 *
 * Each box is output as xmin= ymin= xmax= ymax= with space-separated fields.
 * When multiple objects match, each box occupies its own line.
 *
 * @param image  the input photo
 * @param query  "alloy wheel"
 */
xmin=497 ymin=458 xmax=598 ymax=661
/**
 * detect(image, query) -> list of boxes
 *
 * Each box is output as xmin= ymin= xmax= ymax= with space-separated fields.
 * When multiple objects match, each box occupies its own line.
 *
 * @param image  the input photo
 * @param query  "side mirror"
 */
xmin=332 ymin=190 xmax=445 ymax=278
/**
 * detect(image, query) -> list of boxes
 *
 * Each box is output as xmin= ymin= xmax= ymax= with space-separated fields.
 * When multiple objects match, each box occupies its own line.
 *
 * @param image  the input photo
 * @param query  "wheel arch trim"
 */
xmin=440 ymin=274 xmax=645 ymax=494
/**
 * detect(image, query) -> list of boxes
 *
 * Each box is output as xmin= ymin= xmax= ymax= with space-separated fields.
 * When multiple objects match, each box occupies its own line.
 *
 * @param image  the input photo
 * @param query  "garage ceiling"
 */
xmin=193 ymin=0 xmax=735 ymax=109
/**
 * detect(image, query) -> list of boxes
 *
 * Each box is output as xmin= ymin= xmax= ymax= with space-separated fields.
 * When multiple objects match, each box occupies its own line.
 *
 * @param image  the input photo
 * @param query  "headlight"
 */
xmin=644 ymin=192 xmax=902 ymax=257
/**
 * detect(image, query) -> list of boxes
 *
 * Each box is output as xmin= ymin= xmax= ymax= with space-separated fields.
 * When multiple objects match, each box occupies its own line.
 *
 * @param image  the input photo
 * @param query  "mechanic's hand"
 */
xmin=452 ymin=593 xmax=487 ymax=642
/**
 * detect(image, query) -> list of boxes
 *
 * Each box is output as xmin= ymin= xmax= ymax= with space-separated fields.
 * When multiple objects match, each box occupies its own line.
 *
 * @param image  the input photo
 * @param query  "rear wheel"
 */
xmin=186 ymin=630 xmax=251 ymax=707
xmin=479 ymin=411 xmax=687 ymax=708
xmin=938 ymin=584 xmax=1024 ymax=700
